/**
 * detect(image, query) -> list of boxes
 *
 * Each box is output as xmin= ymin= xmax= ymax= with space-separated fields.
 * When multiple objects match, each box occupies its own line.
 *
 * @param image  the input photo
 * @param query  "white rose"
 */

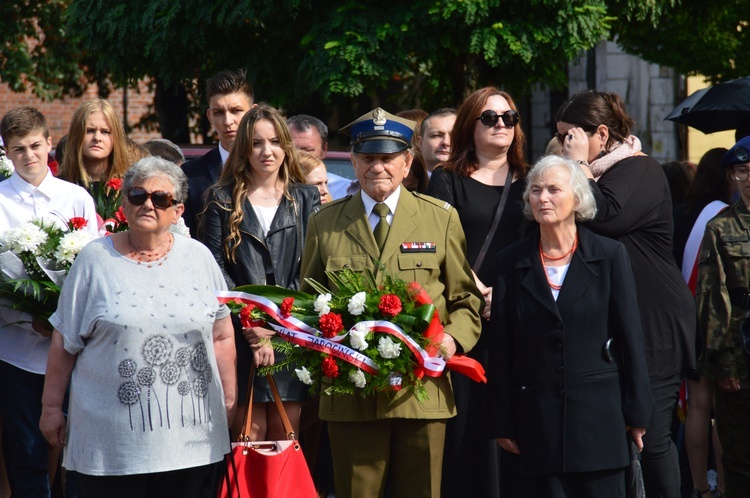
xmin=348 ymin=323 xmax=370 ymax=351
xmin=295 ymin=366 xmax=314 ymax=385
xmin=347 ymin=291 xmax=367 ymax=316
xmin=377 ymin=336 xmax=401 ymax=359
xmin=349 ymin=369 xmax=367 ymax=389
xmin=313 ymin=293 xmax=332 ymax=316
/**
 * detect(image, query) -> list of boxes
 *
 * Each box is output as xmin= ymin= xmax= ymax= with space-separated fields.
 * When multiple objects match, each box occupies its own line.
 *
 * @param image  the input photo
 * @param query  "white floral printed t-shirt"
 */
xmin=49 ymin=234 xmax=231 ymax=476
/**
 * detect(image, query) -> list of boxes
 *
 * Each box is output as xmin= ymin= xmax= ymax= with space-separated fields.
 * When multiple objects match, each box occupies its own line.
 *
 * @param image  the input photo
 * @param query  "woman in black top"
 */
xmin=556 ymin=90 xmax=696 ymax=498
xmin=427 ymin=86 xmax=530 ymax=498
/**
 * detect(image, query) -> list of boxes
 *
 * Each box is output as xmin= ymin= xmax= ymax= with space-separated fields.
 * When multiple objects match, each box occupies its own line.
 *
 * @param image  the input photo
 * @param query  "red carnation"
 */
xmin=378 ymin=294 xmax=402 ymax=318
xmin=106 ymin=178 xmax=123 ymax=191
xmin=280 ymin=297 xmax=294 ymax=318
xmin=321 ymin=356 xmax=340 ymax=378
xmin=114 ymin=206 xmax=127 ymax=223
xmin=319 ymin=312 xmax=344 ymax=338
xmin=239 ymin=304 xmax=265 ymax=328
xmin=69 ymin=217 xmax=88 ymax=230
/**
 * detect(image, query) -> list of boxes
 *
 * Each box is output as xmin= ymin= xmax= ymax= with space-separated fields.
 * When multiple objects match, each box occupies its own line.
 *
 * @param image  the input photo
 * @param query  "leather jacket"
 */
xmin=201 ymin=182 xmax=321 ymax=290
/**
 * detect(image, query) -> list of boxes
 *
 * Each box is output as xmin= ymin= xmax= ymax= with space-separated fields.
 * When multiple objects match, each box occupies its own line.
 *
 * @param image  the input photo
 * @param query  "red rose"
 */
xmin=321 ymin=356 xmax=340 ymax=378
xmin=69 ymin=217 xmax=88 ymax=230
xmin=280 ymin=297 xmax=294 ymax=318
xmin=319 ymin=312 xmax=344 ymax=338
xmin=239 ymin=304 xmax=265 ymax=328
xmin=115 ymin=206 xmax=127 ymax=223
xmin=106 ymin=178 xmax=123 ymax=191
xmin=378 ymin=294 xmax=402 ymax=318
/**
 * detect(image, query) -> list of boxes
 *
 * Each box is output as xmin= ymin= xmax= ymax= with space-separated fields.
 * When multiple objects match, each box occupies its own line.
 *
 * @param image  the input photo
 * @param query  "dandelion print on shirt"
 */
xmin=117 ymin=335 xmax=215 ymax=431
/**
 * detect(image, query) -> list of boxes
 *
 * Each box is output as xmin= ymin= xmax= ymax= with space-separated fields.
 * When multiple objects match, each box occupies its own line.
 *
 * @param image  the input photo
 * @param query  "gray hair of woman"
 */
xmin=122 ymin=156 xmax=188 ymax=203
xmin=522 ymin=155 xmax=597 ymax=221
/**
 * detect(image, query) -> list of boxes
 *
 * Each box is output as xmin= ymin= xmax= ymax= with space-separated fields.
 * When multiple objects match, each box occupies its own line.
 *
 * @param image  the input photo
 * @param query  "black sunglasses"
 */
xmin=476 ymin=109 xmax=519 ymax=128
xmin=127 ymin=187 xmax=179 ymax=209
xmin=555 ymin=126 xmax=599 ymax=146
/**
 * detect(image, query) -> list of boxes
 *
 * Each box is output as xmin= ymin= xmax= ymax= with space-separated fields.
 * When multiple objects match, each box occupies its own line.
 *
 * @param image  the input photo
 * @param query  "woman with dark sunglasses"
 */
xmin=556 ymin=90 xmax=696 ymax=498
xmin=200 ymin=103 xmax=320 ymax=444
xmin=41 ymin=157 xmax=237 ymax=497
xmin=426 ymin=86 xmax=531 ymax=498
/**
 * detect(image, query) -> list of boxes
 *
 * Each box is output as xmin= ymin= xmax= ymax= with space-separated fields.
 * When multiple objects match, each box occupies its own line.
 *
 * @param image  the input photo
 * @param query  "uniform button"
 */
xmin=416 ymin=261 xmax=422 ymax=268
xmin=556 ymin=365 xmax=564 ymax=373
xmin=555 ymin=321 xmax=563 ymax=328
xmin=556 ymin=342 xmax=563 ymax=350
xmin=559 ymin=388 xmax=566 ymax=396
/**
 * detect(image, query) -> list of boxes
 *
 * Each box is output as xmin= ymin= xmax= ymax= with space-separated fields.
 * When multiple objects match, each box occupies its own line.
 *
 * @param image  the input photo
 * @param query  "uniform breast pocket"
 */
xmin=325 ymin=255 xmax=370 ymax=273
xmin=722 ymin=239 xmax=750 ymax=288
xmin=398 ymin=253 xmax=439 ymax=285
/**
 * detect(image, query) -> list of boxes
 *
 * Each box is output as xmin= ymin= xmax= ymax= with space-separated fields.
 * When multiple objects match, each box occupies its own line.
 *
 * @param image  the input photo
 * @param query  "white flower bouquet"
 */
xmin=0 ymin=216 xmax=95 ymax=321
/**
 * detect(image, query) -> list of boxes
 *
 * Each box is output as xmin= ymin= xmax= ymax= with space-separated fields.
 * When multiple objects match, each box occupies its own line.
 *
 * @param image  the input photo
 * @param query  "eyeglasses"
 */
xmin=555 ymin=126 xmax=598 ymax=146
xmin=127 ymin=187 xmax=179 ymax=209
xmin=476 ymin=109 xmax=519 ymax=128
xmin=732 ymin=166 xmax=750 ymax=182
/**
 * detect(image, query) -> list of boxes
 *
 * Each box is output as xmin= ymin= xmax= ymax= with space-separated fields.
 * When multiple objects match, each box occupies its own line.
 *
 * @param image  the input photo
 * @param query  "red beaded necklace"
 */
xmin=127 ymin=233 xmax=173 ymax=269
xmin=539 ymin=234 xmax=578 ymax=290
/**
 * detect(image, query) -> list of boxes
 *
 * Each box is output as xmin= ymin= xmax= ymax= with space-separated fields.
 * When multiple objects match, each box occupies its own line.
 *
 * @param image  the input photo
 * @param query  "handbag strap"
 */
xmin=239 ymin=368 xmax=297 ymax=442
xmin=473 ymin=166 xmax=514 ymax=273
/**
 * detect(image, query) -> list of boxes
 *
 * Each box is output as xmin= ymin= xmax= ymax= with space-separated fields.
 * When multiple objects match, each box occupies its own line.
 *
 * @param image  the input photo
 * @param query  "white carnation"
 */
xmin=54 ymin=230 xmax=95 ymax=265
xmin=377 ymin=336 xmax=401 ymax=359
xmin=170 ymin=217 xmax=191 ymax=238
xmin=313 ymin=293 xmax=332 ymax=316
xmin=0 ymin=155 xmax=14 ymax=178
xmin=347 ymin=291 xmax=367 ymax=316
xmin=349 ymin=369 xmax=367 ymax=389
xmin=348 ymin=322 xmax=370 ymax=351
xmin=8 ymin=222 xmax=48 ymax=253
xmin=295 ymin=366 xmax=313 ymax=385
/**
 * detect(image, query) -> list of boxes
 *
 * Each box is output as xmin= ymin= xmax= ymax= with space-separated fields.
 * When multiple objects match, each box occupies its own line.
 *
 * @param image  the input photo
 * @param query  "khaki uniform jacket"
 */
xmin=300 ymin=186 xmax=483 ymax=421
xmin=697 ymin=200 xmax=750 ymax=384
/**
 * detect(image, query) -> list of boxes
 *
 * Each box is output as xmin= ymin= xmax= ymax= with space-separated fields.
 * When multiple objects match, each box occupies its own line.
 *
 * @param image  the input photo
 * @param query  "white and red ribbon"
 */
xmin=216 ymin=290 xmax=446 ymax=378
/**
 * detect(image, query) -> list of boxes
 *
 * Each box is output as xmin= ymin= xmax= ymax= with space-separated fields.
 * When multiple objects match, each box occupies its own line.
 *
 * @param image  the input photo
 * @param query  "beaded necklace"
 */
xmin=539 ymin=234 xmax=578 ymax=290
xmin=127 ymin=233 xmax=173 ymax=268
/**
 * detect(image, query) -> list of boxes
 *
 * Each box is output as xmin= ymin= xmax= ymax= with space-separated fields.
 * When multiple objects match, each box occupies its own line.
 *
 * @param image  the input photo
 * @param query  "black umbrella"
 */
xmin=665 ymin=77 xmax=750 ymax=134
xmin=664 ymin=88 xmax=708 ymax=121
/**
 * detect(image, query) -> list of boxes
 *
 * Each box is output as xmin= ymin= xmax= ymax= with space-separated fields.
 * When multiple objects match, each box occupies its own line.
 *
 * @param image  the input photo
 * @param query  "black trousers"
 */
xmin=715 ymin=387 xmax=750 ymax=498
xmin=641 ymin=373 xmax=682 ymax=498
xmin=77 ymin=463 xmax=216 ymax=498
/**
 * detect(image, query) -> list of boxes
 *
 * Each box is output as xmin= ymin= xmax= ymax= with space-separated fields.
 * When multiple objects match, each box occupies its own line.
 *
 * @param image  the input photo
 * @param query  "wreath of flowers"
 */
xmin=222 ymin=269 xmax=443 ymax=401
xmin=0 ymin=216 xmax=95 ymax=320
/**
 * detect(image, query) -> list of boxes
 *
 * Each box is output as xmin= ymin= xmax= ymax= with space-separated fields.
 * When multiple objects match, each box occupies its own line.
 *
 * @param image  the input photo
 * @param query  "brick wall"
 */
xmin=0 ymin=80 xmax=161 ymax=147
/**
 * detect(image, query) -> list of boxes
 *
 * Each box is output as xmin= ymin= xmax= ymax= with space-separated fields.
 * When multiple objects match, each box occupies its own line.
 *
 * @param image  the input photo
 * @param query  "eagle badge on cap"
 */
xmin=373 ymin=108 xmax=387 ymax=126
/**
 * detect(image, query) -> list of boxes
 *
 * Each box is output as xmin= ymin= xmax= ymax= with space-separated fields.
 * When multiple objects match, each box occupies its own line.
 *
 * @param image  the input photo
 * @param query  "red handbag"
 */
xmin=217 ymin=373 xmax=317 ymax=498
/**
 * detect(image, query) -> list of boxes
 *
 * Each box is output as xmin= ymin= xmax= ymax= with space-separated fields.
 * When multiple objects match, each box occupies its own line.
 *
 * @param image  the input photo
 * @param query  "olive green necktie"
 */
xmin=373 ymin=203 xmax=390 ymax=253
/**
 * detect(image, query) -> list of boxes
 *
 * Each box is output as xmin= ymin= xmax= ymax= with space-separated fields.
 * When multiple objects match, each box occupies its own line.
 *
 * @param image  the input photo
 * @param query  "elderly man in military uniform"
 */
xmin=299 ymin=108 xmax=483 ymax=498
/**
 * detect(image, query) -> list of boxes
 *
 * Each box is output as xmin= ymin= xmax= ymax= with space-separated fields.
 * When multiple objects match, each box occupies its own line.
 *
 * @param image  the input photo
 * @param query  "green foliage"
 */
xmin=3 ymin=0 xmax=740 ymax=126
xmin=614 ymin=0 xmax=749 ymax=83
xmin=0 ymin=0 xmax=95 ymax=100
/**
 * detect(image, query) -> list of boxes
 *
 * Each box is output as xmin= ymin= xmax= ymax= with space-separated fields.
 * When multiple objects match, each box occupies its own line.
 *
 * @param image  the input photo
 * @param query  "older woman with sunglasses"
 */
xmin=426 ymin=86 xmax=531 ymax=498
xmin=40 ymin=157 xmax=236 ymax=498
xmin=556 ymin=90 xmax=695 ymax=498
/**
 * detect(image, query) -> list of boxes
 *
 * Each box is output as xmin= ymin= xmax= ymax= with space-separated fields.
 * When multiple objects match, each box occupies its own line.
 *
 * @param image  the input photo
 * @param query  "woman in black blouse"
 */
xmin=556 ymin=90 xmax=695 ymax=498
xmin=426 ymin=86 xmax=530 ymax=498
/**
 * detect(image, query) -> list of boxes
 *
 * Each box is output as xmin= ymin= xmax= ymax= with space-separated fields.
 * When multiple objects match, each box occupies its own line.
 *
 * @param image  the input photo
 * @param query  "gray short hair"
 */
xmin=122 ymin=156 xmax=188 ymax=203
xmin=522 ymin=155 xmax=597 ymax=221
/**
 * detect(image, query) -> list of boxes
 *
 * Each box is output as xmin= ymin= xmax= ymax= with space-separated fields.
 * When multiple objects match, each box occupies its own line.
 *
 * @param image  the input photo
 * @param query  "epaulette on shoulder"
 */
xmin=412 ymin=191 xmax=453 ymax=211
